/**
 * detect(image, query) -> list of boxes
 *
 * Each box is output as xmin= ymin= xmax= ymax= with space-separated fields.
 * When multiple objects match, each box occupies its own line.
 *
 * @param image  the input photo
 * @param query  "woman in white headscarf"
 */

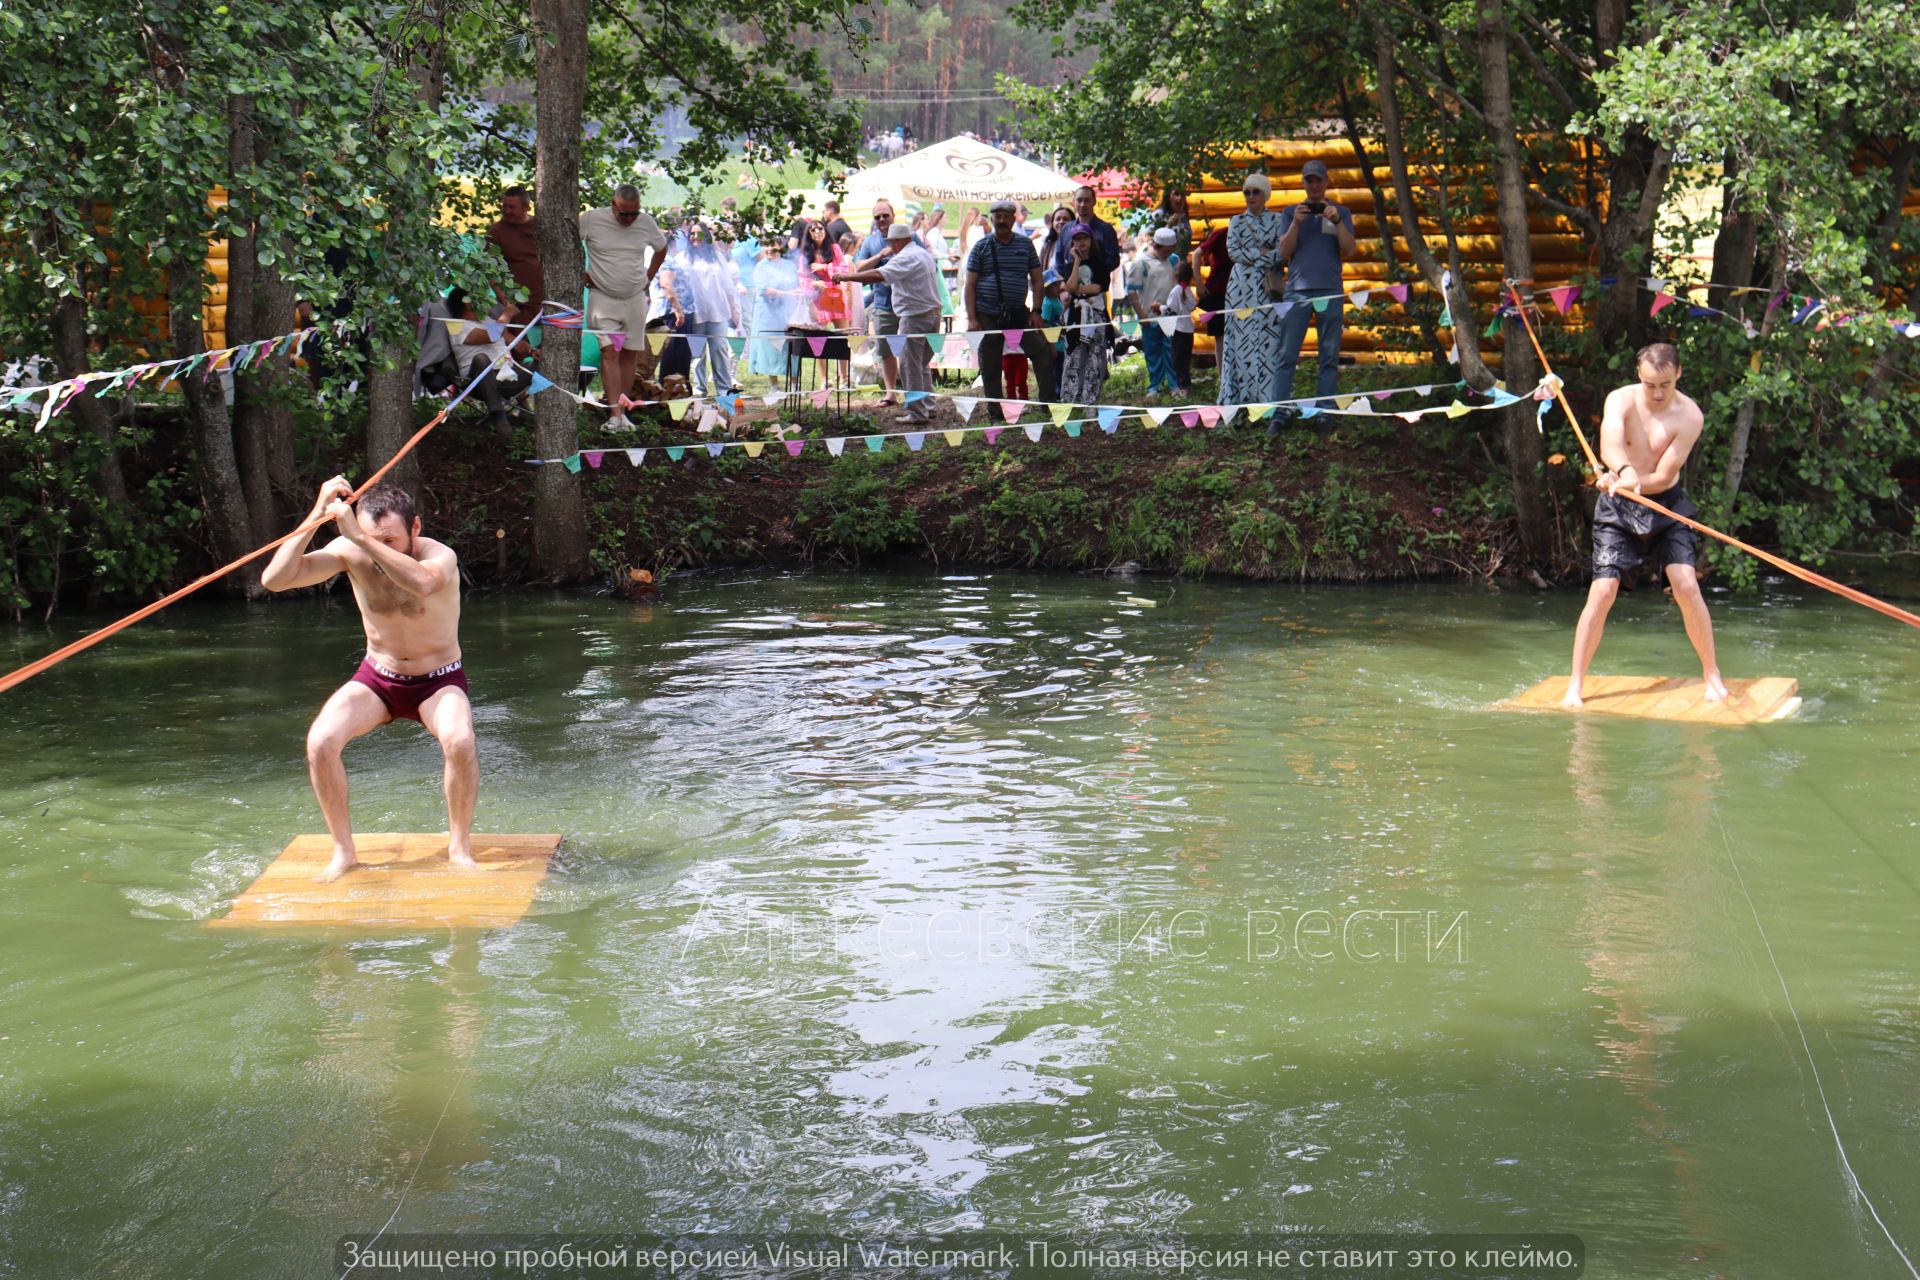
xmin=1219 ymin=171 xmax=1287 ymax=409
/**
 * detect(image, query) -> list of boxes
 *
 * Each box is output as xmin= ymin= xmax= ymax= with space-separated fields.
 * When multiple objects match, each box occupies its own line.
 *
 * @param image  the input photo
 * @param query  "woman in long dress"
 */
xmin=748 ymin=241 xmax=799 ymax=387
xmin=1054 ymin=224 xmax=1111 ymax=407
xmin=1218 ymin=172 xmax=1288 ymax=408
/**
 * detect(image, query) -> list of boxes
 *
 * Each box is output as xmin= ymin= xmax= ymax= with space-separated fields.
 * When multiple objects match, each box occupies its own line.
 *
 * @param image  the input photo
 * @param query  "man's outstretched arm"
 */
xmin=262 ymin=477 xmax=351 ymax=592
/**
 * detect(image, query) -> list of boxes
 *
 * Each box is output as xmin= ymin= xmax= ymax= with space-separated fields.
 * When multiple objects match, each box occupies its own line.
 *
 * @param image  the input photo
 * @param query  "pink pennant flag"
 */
xmin=1765 ymin=290 xmax=1789 ymax=318
xmin=807 ymin=336 xmax=827 ymax=357
xmin=785 ymin=440 xmax=805 ymax=457
xmin=811 ymin=388 xmax=831 ymax=407
xmin=1179 ymin=411 xmax=1199 ymax=428
xmin=1649 ymin=292 xmax=1677 ymax=317
xmin=999 ymin=400 xmax=1025 ymax=423
xmin=1549 ymin=285 xmax=1580 ymax=315
xmin=1386 ymin=283 xmax=1409 ymax=304
xmin=1196 ymin=311 xmax=1215 ymax=326
xmin=1002 ymin=329 xmax=1025 ymax=345
xmin=583 ymin=451 xmax=605 ymax=468
xmin=608 ymin=332 xmax=626 ymax=352
xmin=984 ymin=427 xmax=1003 ymax=444
xmin=1197 ymin=407 xmax=1221 ymax=427
xmin=1371 ymin=390 xmax=1392 ymax=401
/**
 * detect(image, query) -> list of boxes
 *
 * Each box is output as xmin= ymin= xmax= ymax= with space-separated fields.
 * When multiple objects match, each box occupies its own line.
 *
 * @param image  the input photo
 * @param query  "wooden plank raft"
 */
xmin=1500 ymin=675 xmax=1801 ymax=725
xmin=209 ymin=833 xmax=562 ymax=930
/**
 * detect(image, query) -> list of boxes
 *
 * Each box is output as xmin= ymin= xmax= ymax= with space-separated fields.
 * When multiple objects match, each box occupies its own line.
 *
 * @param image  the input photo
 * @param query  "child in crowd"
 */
xmin=1040 ymin=269 xmax=1068 ymax=362
xmin=1167 ymin=261 xmax=1198 ymax=395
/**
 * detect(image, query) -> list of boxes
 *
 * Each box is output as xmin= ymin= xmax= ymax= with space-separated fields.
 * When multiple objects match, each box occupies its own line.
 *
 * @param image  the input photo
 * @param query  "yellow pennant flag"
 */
xmin=943 ymin=430 xmax=965 ymax=448
xmin=1248 ymin=404 xmax=1275 ymax=421
xmin=1234 ymin=307 xmax=1254 ymax=320
xmin=743 ymin=440 xmax=765 ymax=458
xmin=648 ymin=331 xmax=669 ymax=354
xmin=1334 ymin=395 xmax=1356 ymax=410
xmin=1049 ymin=402 xmax=1073 ymax=424
xmin=668 ymin=398 xmax=693 ymax=419
xmin=1042 ymin=326 xmax=1062 ymax=343
xmin=1446 ymin=400 xmax=1470 ymax=418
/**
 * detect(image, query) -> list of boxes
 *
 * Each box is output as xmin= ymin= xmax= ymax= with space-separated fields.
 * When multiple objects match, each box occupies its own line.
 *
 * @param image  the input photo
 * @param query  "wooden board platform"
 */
xmin=1500 ymin=675 xmax=1800 ymax=725
xmin=209 ymin=833 xmax=562 ymax=930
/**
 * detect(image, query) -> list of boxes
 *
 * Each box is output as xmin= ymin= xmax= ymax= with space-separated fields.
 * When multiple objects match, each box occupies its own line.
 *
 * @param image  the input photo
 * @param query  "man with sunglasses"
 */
xmin=580 ymin=183 xmax=668 ymax=430
xmin=850 ymin=200 xmax=924 ymax=405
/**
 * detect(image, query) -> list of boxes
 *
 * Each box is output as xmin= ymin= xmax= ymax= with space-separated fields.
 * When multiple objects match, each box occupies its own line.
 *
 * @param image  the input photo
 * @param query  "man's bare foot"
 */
xmin=1560 ymin=683 xmax=1584 ymax=710
xmin=449 ymin=845 xmax=478 ymax=871
xmin=316 ymin=849 xmax=359 ymax=883
xmin=1703 ymin=673 xmax=1730 ymax=702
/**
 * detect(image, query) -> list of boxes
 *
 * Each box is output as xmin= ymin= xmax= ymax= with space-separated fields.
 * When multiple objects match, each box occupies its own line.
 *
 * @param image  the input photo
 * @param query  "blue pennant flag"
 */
xmin=527 ymin=372 xmax=555 ymax=396
xmin=1097 ymin=407 xmax=1122 ymax=434
xmin=1300 ymin=406 xmax=1322 ymax=419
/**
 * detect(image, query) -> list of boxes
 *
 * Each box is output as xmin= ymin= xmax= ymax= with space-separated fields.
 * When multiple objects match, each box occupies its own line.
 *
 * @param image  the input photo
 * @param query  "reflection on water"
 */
xmin=1 ymin=573 xmax=1917 ymax=1277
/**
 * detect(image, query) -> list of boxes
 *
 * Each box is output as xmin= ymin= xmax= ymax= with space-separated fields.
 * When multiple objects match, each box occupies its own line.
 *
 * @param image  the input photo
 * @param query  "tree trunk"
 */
xmin=48 ymin=292 xmax=129 ymax=511
xmin=365 ymin=5 xmax=448 ymax=505
xmin=1591 ymin=134 xmax=1670 ymax=354
xmin=1473 ymin=0 xmax=1550 ymax=567
xmin=1722 ymin=238 xmax=1790 ymax=509
xmin=169 ymin=260 xmax=262 ymax=594
xmin=529 ymin=0 xmax=592 ymax=580
xmin=1373 ymin=26 xmax=1498 ymax=389
xmin=225 ymin=92 xmax=280 ymax=547
xmin=255 ymin=256 xmax=303 ymax=521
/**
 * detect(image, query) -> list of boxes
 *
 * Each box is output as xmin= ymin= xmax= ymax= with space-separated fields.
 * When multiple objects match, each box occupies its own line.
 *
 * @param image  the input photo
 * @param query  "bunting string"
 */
xmin=521 ymin=377 xmax=1551 ymax=471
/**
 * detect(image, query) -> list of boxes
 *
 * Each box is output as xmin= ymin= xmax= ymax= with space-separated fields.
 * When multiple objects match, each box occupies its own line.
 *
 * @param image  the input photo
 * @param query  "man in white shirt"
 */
xmin=1125 ymin=228 xmax=1182 ymax=396
xmin=839 ymin=223 xmax=942 ymax=423
xmin=579 ymin=183 xmax=667 ymax=428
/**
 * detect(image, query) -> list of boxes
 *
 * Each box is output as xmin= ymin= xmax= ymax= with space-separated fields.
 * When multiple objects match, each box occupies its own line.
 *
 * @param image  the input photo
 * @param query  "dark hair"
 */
xmin=1636 ymin=341 xmax=1680 ymax=373
xmin=356 ymin=484 xmax=416 ymax=530
xmin=798 ymin=220 xmax=835 ymax=266
xmin=502 ymin=186 xmax=531 ymax=203
xmin=823 ymin=199 xmax=840 ymax=215
xmin=445 ymin=286 xmax=472 ymax=317
xmin=1175 ymin=260 xmax=1194 ymax=284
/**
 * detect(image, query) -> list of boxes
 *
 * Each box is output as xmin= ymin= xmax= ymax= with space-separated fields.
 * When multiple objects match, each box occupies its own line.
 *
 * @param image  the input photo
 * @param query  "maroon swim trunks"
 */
xmin=350 ymin=657 xmax=468 ymax=722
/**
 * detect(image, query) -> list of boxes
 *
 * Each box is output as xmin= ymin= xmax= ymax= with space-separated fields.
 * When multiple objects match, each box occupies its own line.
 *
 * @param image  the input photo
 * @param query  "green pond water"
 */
xmin=1 ymin=573 xmax=1916 ymax=1278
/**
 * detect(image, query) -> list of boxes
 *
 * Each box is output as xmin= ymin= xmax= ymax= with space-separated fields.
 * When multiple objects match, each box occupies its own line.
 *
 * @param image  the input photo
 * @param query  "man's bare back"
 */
xmin=262 ymin=478 xmax=477 ymax=881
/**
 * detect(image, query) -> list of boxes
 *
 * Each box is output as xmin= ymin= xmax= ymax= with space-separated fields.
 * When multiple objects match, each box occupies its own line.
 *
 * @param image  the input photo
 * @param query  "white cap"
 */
xmin=1152 ymin=227 xmax=1178 ymax=246
xmin=886 ymin=222 xmax=913 ymax=241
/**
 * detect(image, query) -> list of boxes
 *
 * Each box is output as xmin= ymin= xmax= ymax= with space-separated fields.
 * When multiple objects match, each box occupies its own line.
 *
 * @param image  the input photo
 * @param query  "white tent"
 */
xmin=841 ymin=136 xmax=1080 ymax=213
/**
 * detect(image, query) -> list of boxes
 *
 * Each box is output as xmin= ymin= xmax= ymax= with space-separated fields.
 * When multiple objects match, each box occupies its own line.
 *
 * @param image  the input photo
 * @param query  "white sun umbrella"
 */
xmin=840 ymin=136 xmax=1081 ymax=230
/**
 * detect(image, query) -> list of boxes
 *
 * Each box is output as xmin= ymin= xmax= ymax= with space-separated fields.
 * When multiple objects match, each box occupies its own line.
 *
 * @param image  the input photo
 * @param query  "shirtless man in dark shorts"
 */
xmin=262 ymin=478 xmax=475 ymax=880
xmin=1564 ymin=343 xmax=1729 ymax=709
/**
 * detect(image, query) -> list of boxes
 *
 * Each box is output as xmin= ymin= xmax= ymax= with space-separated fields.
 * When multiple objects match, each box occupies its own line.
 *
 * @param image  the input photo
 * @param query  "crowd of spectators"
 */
xmin=421 ymin=164 xmax=1359 ymax=433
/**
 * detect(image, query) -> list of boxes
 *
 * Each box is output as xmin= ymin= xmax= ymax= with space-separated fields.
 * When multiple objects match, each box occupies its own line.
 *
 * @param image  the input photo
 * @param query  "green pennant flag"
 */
xmin=1483 ymin=315 xmax=1502 ymax=338
xmin=864 ymin=435 xmax=885 ymax=453
xmin=562 ymin=454 xmax=583 ymax=473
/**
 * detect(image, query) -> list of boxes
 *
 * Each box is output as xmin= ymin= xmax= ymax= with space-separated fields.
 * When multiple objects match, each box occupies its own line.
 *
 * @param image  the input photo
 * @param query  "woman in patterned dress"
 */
xmin=1055 ymin=224 xmax=1111 ymax=407
xmin=1218 ymin=172 xmax=1287 ymax=410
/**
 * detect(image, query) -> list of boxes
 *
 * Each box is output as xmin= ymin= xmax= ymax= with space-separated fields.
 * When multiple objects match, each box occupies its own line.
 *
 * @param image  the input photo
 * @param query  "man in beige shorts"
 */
xmin=580 ymin=183 xmax=667 ymax=429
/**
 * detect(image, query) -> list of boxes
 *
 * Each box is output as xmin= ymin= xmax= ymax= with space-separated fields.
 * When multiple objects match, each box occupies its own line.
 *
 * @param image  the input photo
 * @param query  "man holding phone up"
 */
xmin=1273 ymin=159 xmax=1358 ymax=422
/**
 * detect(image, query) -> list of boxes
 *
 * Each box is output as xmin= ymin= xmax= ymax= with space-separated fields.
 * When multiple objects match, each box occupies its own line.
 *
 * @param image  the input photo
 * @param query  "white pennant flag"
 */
xmin=625 ymin=448 xmax=645 ymax=466
xmin=825 ymin=436 xmax=846 ymax=457
xmin=697 ymin=407 xmax=722 ymax=433
xmin=1158 ymin=315 xmax=1179 ymax=336
xmin=962 ymin=330 xmax=987 ymax=353
xmin=1146 ymin=406 xmax=1174 ymax=426
xmin=953 ymin=396 xmax=979 ymax=420
xmin=1348 ymin=289 xmax=1370 ymax=309
xmin=761 ymin=391 xmax=783 ymax=406
xmin=1023 ymin=423 xmax=1044 ymax=442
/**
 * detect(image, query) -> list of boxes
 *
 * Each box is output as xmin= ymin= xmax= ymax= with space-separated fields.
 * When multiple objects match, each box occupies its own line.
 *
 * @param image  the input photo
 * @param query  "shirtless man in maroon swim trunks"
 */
xmin=262 ymin=478 xmax=475 ymax=881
